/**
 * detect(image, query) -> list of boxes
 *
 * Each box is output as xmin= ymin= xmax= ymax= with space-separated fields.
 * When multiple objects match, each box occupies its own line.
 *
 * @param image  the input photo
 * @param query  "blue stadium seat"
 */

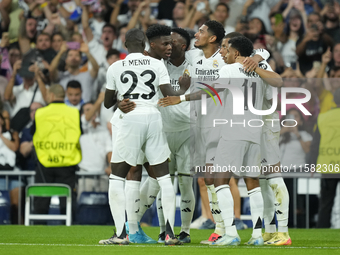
xmin=77 ymin=192 xmax=113 ymax=225
xmin=0 ymin=190 xmax=11 ymax=224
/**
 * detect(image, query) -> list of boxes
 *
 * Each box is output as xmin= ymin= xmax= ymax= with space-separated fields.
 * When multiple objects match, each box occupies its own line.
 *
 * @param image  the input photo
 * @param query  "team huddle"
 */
xmin=100 ymin=21 xmax=291 ymax=246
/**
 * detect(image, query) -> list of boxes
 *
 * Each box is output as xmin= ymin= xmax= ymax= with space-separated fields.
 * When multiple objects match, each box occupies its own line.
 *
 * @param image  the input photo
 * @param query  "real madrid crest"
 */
xmin=184 ymin=69 xmax=190 ymax=75
xmin=213 ymin=60 xmax=219 ymax=68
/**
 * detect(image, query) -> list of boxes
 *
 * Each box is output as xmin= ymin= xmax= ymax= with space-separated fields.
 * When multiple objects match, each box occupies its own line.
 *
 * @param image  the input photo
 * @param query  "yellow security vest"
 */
xmin=316 ymin=108 xmax=340 ymax=173
xmin=33 ymin=103 xmax=82 ymax=167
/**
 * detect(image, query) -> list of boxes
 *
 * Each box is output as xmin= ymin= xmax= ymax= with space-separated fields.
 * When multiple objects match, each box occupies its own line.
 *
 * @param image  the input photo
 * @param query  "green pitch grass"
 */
xmin=0 ymin=226 xmax=339 ymax=255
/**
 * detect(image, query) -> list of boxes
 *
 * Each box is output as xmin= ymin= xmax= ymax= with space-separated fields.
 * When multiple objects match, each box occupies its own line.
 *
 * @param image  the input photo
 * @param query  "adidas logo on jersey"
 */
xmin=197 ymin=60 xmax=203 ymax=65
xmin=182 ymin=200 xmax=191 ymax=203
xmin=149 ymin=195 xmax=156 ymax=199
xmin=135 ymin=199 xmax=140 ymax=203
xmin=211 ymin=209 xmax=221 ymax=215
xmin=182 ymin=208 xmax=192 ymax=212
xmin=276 ymin=210 xmax=283 ymax=215
xmin=261 ymin=158 xmax=267 ymax=164
xmin=210 ymin=157 xmax=215 ymax=161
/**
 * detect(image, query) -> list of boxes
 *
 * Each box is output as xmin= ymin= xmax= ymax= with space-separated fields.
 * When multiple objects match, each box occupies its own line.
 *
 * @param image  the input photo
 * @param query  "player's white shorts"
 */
xmin=166 ymin=129 xmax=192 ymax=175
xmin=260 ymin=129 xmax=280 ymax=166
xmin=215 ymin=139 xmax=261 ymax=178
xmin=111 ymin=123 xmax=146 ymax=165
xmin=111 ymin=110 xmax=170 ymax=167
xmin=195 ymin=126 xmax=221 ymax=166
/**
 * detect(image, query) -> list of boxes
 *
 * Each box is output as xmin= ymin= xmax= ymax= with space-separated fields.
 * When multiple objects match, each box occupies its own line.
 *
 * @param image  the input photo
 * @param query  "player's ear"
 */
xmin=124 ymin=41 xmax=128 ymax=49
xmin=209 ymin=35 xmax=217 ymax=44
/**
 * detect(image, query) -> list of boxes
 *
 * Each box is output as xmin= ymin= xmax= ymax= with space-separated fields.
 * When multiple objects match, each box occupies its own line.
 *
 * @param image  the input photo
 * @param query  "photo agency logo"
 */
xmin=198 ymin=80 xmax=312 ymax=128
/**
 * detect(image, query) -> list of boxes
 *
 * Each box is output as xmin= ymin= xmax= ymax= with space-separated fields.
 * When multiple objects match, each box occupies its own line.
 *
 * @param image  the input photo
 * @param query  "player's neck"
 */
xmin=202 ymin=44 xmax=220 ymax=59
xmin=148 ymin=50 xmax=162 ymax=60
xmin=170 ymin=55 xmax=185 ymax=67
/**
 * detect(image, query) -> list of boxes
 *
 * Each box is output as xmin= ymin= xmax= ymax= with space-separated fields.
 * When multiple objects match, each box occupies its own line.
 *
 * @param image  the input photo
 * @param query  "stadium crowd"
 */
xmin=0 ymin=0 xmax=339 ymax=232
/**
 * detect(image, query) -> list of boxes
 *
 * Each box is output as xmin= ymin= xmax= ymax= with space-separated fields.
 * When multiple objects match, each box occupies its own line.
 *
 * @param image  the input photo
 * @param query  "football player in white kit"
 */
xmin=123 ymin=24 xmax=174 ymax=244
xmin=159 ymin=36 xmax=283 ymax=246
xmin=184 ymin=23 xmax=271 ymax=244
xmin=157 ymin=27 xmax=194 ymax=243
xmin=100 ymin=28 xmax=189 ymax=245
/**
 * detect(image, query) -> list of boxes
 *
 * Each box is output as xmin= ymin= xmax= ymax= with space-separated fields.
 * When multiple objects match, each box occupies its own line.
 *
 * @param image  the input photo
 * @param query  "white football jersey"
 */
xmin=106 ymin=53 xmax=170 ymax=110
xmin=260 ymin=61 xmax=280 ymax=133
xmin=185 ymin=48 xmax=227 ymax=128
xmin=219 ymin=61 xmax=272 ymax=144
xmin=159 ymin=60 xmax=192 ymax=132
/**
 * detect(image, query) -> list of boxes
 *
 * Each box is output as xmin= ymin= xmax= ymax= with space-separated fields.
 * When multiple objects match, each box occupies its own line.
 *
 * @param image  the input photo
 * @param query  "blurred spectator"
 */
xmin=78 ymin=92 xmax=112 ymax=195
xmin=0 ymin=33 xmax=22 ymax=82
xmin=321 ymin=0 xmax=340 ymax=43
xmin=280 ymin=68 xmax=317 ymax=121
xmin=296 ymin=12 xmax=334 ymax=75
xmin=210 ymin=2 xmax=234 ymax=34
xmin=310 ymin=88 xmax=340 ymax=228
xmin=110 ymin=0 xmax=143 ymax=28
xmin=17 ymin=102 xmax=43 ymax=171
xmin=316 ymin=47 xmax=337 ymax=113
xmin=331 ymin=43 xmax=340 ymax=69
xmin=82 ymin=5 xmax=117 ymax=67
xmin=4 ymin=61 xmax=47 ymax=118
xmin=97 ymin=48 xmax=120 ymax=90
xmin=0 ymin=112 xmax=20 ymax=223
xmin=98 ymin=49 xmax=120 ymax=132
xmin=51 ymin=32 xmax=65 ymax=52
xmin=0 ymin=43 xmax=22 ymax=84
xmin=277 ymin=10 xmax=305 ymax=68
xmin=65 ymin=80 xmax=84 ymax=110
xmin=49 ymin=42 xmax=99 ymax=102
xmin=18 ymin=16 xmax=38 ymax=54
xmin=114 ymin=26 xmax=128 ymax=54
xmin=280 ymin=108 xmax=312 ymax=170
xmin=241 ymin=0 xmax=278 ymax=35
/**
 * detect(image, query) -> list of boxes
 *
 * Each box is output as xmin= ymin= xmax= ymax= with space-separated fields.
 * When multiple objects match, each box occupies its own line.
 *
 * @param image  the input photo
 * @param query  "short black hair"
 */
xmin=103 ymin=23 xmax=117 ymax=35
xmin=171 ymin=27 xmax=191 ymax=51
xmin=224 ymin=32 xmax=244 ymax=39
xmin=106 ymin=48 xmax=121 ymax=59
xmin=67 ymin=80 xmax=82 ymax=90
xmin=228 ymin=36 xmax=254 ymax=57
xmin=204 ymin=20 xmax=225 ymax=45
xmin=146 ymin=24 xmax=171 ymax=42
xmin=52 ymin=32 xmax=64 ymax=40
xmin=215 ymin=3 xmax=230 ymax=13
xmin=126 ymin=28 xmax=145 ymax=47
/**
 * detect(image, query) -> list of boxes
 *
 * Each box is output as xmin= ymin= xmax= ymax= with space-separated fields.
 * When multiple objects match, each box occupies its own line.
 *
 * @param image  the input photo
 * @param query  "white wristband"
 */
xmin=180 ymin=95 xmax=186 ymax=102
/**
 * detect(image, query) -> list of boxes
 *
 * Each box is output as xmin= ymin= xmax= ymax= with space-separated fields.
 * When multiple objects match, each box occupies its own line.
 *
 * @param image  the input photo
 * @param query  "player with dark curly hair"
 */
xmin=146 ymin=24 xmax=172 ymax=60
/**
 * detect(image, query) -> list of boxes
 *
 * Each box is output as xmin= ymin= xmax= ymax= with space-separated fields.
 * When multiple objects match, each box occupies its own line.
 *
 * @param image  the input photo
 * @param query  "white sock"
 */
xmin=108 ymin=174 xmax=126 ymax=237
xmin=125 ymin=180 xmax=140 ymax=235
xmin=267 ymin=176 xmax=289 ymax=233
xmin=207 ymin=184 xmax=225 ymax=236
xmin=137 ymin=177 xmax=160 ymax=222
xmin=248 ymin=187 xmax=264 ymax=239
xmin=259 ymin=179 xmax=276 ymax=233
xmin=178 ymin=175 xmax=195 ymax=235
xmin=156 ymin=191 xmax=165 ymax=234
xmin=215 ymin=185 xmax=238 ymax=237
xmin=157 ymin=174 xmax=176 ymax=236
